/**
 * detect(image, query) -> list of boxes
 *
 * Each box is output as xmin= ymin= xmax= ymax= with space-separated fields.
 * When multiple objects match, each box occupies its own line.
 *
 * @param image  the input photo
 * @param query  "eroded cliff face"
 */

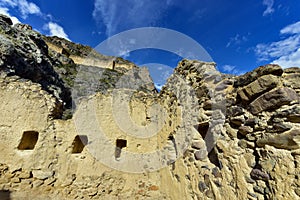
xmin=0 ymin=14 xmax=300 ymax=200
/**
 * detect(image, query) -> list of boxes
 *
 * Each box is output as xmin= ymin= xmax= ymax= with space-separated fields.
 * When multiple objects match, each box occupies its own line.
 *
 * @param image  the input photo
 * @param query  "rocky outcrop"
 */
xmin=249 ymin=87 xmax=299 ymax=114
xmin=0 ymin=15 xmax=300 ymax=200
xmin=0 ymin=15 xmax=70 ymax=111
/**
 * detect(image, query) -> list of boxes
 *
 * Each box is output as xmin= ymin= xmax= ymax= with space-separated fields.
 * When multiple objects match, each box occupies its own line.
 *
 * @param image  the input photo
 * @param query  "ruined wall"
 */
xmin=1 ymin=59 xmax=299 ymax=200
xmin=45 ymin=40 xmax=135 ymax=72
xmin=0 ymin=14 xmax=300 ymax=200
xmin=167 ymin=60 xmax=300 ymax=200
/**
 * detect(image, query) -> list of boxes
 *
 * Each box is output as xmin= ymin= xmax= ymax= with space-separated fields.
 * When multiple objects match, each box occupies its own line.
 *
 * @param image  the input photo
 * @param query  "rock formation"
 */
xmin=0 ymin=14 xmax=300 ymax=199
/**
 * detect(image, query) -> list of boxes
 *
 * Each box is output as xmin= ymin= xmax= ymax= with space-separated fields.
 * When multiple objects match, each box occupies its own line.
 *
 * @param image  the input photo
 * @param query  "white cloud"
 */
xmin=226 ymin=34 xmax=248 ymax=48
xmin=0 ymin=0 xmax=41 ymax=19
xmin=221 ymin=65 xmax=245 ymax=75
xmin=0 ymin=0 xmax=69 ymax=40
xmin=262 ymin=0 xmax=275 ymax=16
xmin=280 ymin=21 xmax=300 ymax=34
xmin=256 ymin=35 xmax=300 ymax=60
xmin=18 ymin=0 xmax=41 ymax=19
xmin=0 ymin=0 xmax=17 ymax=7
xmin=93 ymin=0 xmax=178 ymax=36
xmin=46 ymin=22 xmax=69 ymax=40
xmin=255 ymin=21 xmax=300 ymax=68
xmin=222 ymin=65 xmax=235 ymax=72
xmin=272 ymin=48 xmax=300 ymax=68
xmin=0 ymin=6 xmax=21 ymax=24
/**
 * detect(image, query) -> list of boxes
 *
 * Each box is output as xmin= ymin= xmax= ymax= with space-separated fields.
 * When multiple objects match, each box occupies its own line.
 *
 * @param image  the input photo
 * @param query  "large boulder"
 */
xmin=237 ymin=74 xmax=279 ymax=103
xmin=249 ymin=87 xmax=299 ymax=114
xmin=234 ymin=64 xmax=283 ymax=87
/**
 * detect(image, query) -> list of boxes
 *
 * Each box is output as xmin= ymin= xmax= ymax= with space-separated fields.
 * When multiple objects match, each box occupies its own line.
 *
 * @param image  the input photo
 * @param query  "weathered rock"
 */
xmin=0 ymin=14 xmax=13 ymax=25
xmin=234 ymin=64 xmax=283 ymax=87
xmin=250 ymin=168 xmax=270 ymax=181
xmin=194 ymin=150 xmax=207 ymax=161
xmin=275 ymin=105 xmax=300 ymax=123
xmin=283 ymin=69 xmax=300 ymax=90
xmin=0 ymin=16 xmax=70 ymax=117
xmin=32 ymin=170 xmax=53 ymax=180
xmin=284 ymin=67 xmax=300 ymax=73
xmin=270 ymin=122 xmax=292 ymax=132
xmin=254 ymin=185 xmax=265 ymax=195
xmin=237 ymin=74 xmax=279 ymax=103
xmin=44 ymin=177 xmax=56 ymax=186
xmin=230 ymin=115 xmax=245 ymax=127
xmin=257 ymin=129 xmax=300 ymax=150
xmin=238 ymin=125 xmax=253 ymax=136
xmin=249 ymin=87 xmax=299 ymax=114
xmin=32 ymin=180 xmax=44 ymax=188
xmin=198 ymin=181 xmax=208 ymax=192
xmin=248 ymin=192 xmax=258 ymax=199
xmin=11 ymin=177 xmax=20 ymax=183
xmin=244 ymin=118 xmax=258 ymax=127
xmin=283 ymin=73 xmax=300 ymax=88
xmin=18 ymin=171 xmax=32 ymax=179
xmin=191 ymin=141 xmax=204 ymax=149
xmin=227 ymin=106 xmax=245 ymax=117
xmin=238 ymin=139 xmax=255 ymax=149
xmin=212 ymin=167 xmax=222 ymax=178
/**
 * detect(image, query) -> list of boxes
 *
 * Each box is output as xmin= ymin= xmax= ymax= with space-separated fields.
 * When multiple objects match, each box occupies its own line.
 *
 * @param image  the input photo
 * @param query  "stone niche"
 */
xmin=115 ymin=139 xmax=127 ymax=160
xmin=71 ymin=135 xmax=88 ymax=154
xmin=17 ymin=131 xmax=39 ymax=150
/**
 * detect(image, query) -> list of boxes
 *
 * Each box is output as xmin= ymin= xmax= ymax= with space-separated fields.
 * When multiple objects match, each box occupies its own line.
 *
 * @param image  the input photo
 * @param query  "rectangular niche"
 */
xmin=17 ymin=131 xmax=39 ymax=150
xmin=115 ymin=139 xmax=127 ymax=160
xmin=71 ymin=135 xmax=88 ymax=154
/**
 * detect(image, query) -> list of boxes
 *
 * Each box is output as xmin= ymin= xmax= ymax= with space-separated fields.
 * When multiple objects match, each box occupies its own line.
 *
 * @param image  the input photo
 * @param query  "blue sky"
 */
xmin=1 ymin=0 xmax=300 ymax=80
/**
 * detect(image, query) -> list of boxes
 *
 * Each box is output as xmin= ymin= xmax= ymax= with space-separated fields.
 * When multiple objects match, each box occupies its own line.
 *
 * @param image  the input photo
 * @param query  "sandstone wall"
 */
xmin=46 ymin=39 xmax=136 ymax=72
xmin=1 ymin=14 xmax=300 ymax=200
xmin=1 ymin=60 xmax=299 ymax=200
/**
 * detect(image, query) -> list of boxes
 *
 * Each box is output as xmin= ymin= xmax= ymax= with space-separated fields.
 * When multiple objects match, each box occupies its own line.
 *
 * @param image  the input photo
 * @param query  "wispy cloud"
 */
xmin=0 ymin=0 xmax=41 ymax=19
xmin=255 ymin=21 xmax=300 ymax=68
xmin=18 ymin=0 xmax=41 ymax=19
xmin=93 ymin=0 xmax=178 ymax=36
xmin=280 ymin=21 xmax=300 ymax=34
xmin=272 ymin=48 xmax=300 ymax=68
xmin=45 ymin=22 xmax=69 ymax=40
xmin=0 ymin=0 xmax=69 ymax=40
xmin=221 ymin=65 xmax=245 ymax=75
xmin=262 ymin=0 xmax=275 ymax=16
xmin=226 ymin=34 xmax=248 ymax=48
xmin=0 ymin=0 xmax=17 ymax=7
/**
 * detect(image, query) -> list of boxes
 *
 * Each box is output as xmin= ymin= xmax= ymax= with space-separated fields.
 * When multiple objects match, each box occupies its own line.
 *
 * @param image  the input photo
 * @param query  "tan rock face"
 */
xmin=237 ymin=74 xmax=279 ymax=103
xmin=1 ymin=16 xmax=300 ymax=200
xmin=249 ymin=87 xmax=300 ymax=114
xmin=0 ymin=57 xmax=300 ymax=200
